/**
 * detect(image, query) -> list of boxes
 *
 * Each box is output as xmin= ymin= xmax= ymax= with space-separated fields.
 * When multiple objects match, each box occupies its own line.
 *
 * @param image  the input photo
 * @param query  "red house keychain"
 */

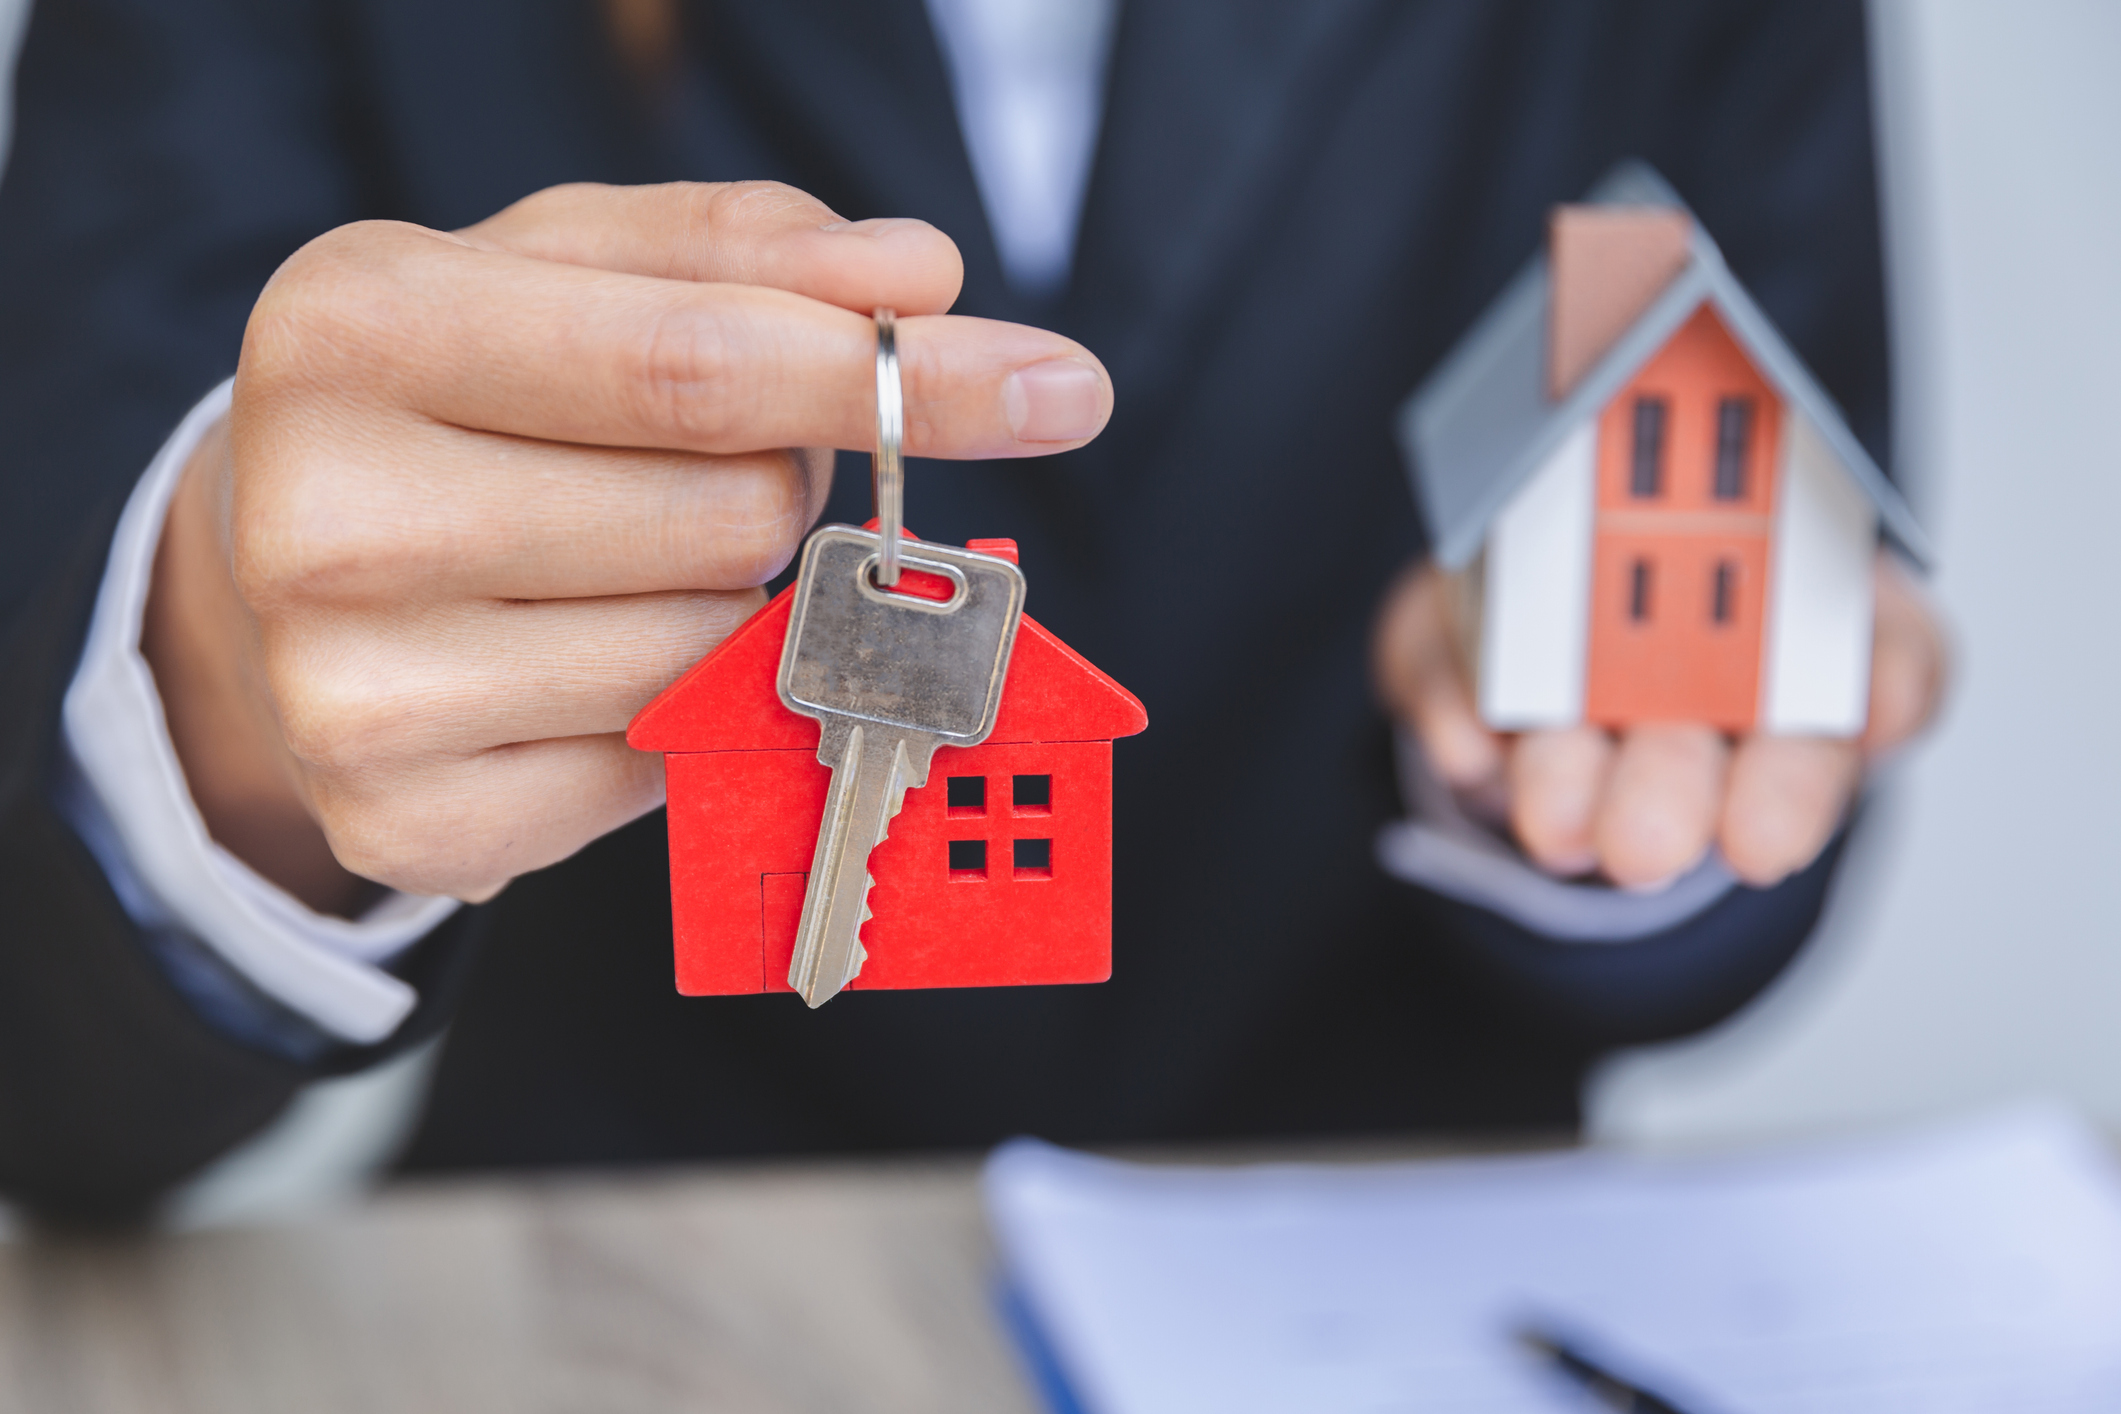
xmin=627 ymin=309 xmax=1147 ymax=1003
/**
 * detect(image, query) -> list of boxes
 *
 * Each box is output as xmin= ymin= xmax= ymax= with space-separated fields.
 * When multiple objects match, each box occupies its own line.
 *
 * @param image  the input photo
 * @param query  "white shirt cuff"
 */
xmin=1376 ymin=728 xmax=1738 ymax=942
xmin=59 ymin=380 xmax=459 ymax=1045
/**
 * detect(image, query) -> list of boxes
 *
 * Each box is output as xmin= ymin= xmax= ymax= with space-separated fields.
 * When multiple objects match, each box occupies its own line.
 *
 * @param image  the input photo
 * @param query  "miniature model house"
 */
xmin=628 ymin=539 xmax=1147 ymax=996
xmin=1400 ymin=165 xmax=1928 ymax=735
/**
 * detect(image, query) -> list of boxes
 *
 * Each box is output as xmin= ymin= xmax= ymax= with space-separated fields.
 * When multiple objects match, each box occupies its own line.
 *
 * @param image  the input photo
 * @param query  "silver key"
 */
xmin=777 ymin=525 xmax=1027 ymax=1007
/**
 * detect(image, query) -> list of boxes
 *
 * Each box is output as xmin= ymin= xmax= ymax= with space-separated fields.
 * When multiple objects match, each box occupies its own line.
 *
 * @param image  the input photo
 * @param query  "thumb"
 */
xmin=1374 ymin=560 xmax=1504 ymax=791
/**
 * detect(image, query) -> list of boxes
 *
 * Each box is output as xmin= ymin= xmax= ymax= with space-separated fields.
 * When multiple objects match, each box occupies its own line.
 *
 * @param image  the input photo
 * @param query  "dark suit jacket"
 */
xmin=0 ymin=0 xmax=1887 ymax=1219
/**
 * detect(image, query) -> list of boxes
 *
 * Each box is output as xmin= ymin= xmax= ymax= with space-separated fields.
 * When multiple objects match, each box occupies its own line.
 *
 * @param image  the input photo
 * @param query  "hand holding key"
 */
xmin=142 ymin=181 xmax=1112 ymax=909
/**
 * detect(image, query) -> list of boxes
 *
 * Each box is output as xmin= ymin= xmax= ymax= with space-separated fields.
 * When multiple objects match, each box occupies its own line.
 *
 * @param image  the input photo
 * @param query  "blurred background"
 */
xmin=0 ymin=0 xmax=2113 ymax=1164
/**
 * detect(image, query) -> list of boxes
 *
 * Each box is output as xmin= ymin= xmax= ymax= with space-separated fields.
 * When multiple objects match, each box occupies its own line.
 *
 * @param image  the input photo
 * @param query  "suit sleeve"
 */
xmin=0 ymin=0 xmax=473 ymax=1222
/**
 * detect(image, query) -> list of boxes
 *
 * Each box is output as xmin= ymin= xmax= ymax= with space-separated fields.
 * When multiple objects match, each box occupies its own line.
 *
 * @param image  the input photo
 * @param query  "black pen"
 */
xmin=1514 ymin=1325 xmax=1704 ymax=1414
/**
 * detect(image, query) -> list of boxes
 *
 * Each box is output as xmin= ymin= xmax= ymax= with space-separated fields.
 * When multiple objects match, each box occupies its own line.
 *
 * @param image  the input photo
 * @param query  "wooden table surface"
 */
xmin=0 ymin=1138 xmax=1556 ymax=1414
xmin=0 ymin=1157 xmax=1031 ymax=1414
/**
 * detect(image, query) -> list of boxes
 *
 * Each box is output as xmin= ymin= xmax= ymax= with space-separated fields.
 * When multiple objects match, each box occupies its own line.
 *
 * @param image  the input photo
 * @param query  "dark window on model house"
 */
xmin=1631 ymin=397 xmax=1667 ymax=498
xmin=1629 ymin=558 xmax=1653 ymax=621
xmin=1712 ymin=559 xmax=1736 ymax=624
xmin=1714 ymin=397 xmax=1753 ymax=500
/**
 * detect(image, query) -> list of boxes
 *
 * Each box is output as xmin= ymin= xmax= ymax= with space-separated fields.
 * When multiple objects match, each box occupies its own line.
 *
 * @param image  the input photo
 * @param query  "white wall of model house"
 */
xmin=1760 ymin=412 xmax=1879 ymax=736
xmin=1479 ymin=422 xmax=1595 ymax=729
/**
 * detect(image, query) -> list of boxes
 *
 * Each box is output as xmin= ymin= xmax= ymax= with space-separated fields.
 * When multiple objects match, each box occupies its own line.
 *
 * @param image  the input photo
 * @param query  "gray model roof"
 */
xmin=1400 ymin=162 xmax=1930 ymax=569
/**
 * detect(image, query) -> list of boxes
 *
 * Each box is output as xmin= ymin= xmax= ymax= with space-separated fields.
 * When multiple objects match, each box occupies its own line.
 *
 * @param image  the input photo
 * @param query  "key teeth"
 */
xmin=849 ymin=875 xmax=873 ymax=981
xmin=837 ymin=747 xmax=902 ymax=996
xmin=795 ymin=736 xmax=928 ymax=1008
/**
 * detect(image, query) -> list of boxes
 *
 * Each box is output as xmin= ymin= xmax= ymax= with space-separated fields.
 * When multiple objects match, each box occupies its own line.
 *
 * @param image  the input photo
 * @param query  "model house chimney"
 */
xmin=1547 ymin=205 xmax=1693 ymax=399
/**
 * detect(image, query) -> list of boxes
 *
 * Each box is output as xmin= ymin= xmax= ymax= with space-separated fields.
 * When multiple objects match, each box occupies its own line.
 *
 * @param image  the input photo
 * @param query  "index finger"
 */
xmin=460 ymin=181 xmax=967 ymax=317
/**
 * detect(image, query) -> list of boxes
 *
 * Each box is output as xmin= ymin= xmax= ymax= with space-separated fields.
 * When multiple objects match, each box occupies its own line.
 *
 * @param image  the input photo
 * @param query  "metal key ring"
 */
xmin=873 ymin=307 xmax=904 ymax=586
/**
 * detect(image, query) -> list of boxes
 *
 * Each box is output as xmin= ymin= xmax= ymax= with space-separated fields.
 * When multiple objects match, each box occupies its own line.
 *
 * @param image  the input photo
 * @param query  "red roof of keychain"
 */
xmin=626 ymin=306 xmax=1146 ymax=998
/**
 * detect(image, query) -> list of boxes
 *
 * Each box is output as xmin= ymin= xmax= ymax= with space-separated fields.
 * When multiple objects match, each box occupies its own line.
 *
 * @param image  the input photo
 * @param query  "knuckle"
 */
xmin=274 ymin=697 xmax=381 ymax=781
xmin=692 ymin=182 xmax=837 ymax=285
xmin=269 ymin=652 xmax=417 ymax=780
xmin=232 ymin=222 xmax=448 ymax=613
xmin=292 ymin=705 xmax=511 ymax=899
xmin=242 ymin=221 xmax=437 ymax=391
xmin=705 ymin=180 xmax=824 ymax=235
xmin=308 ymin=795 xmax=394 ymax=882
xmin=320 ymin=807 xmax=454 ymax=898
xmin=633 ymin=301 xmax=745 ymax=444
xmin=688 ymin=449 xmax=814 ymax=585
xmin=231 ymin=475 xmax=408 ymax=611
xmin=319 ymin=802 xmax=460 ymax=898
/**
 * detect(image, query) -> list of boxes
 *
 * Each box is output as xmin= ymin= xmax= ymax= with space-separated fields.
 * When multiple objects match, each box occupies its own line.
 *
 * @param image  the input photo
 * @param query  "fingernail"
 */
xmin=1004 ymin=360 xmax=1104 ymax=442
xmin=819 ymin=217 xmax=927 ymax=240
xmin=1533 ymin=846 xmax=1599 ymax=878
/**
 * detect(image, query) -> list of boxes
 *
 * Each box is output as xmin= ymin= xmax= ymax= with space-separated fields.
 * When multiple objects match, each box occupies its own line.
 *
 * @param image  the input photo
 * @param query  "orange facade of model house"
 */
xmin=1585 ymin=306 xmax=1782 ymax=730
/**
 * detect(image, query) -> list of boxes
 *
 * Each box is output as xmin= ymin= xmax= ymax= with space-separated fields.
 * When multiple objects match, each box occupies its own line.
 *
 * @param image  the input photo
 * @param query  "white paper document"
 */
xmin=983 ymin=1106 xmax=2121 ymax=1413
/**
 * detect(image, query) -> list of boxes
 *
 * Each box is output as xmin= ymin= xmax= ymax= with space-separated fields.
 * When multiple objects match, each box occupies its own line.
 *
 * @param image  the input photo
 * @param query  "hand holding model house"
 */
xmin=1377 ymin=166 xmax=1946 ymax=892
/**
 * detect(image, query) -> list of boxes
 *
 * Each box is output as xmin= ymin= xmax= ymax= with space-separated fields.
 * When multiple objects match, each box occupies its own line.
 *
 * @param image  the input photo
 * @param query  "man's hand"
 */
xmin=142 ymin=182 xmax=1112 ymax=912
xmin=1373 ymin=552 xmax=1947 ymax=891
